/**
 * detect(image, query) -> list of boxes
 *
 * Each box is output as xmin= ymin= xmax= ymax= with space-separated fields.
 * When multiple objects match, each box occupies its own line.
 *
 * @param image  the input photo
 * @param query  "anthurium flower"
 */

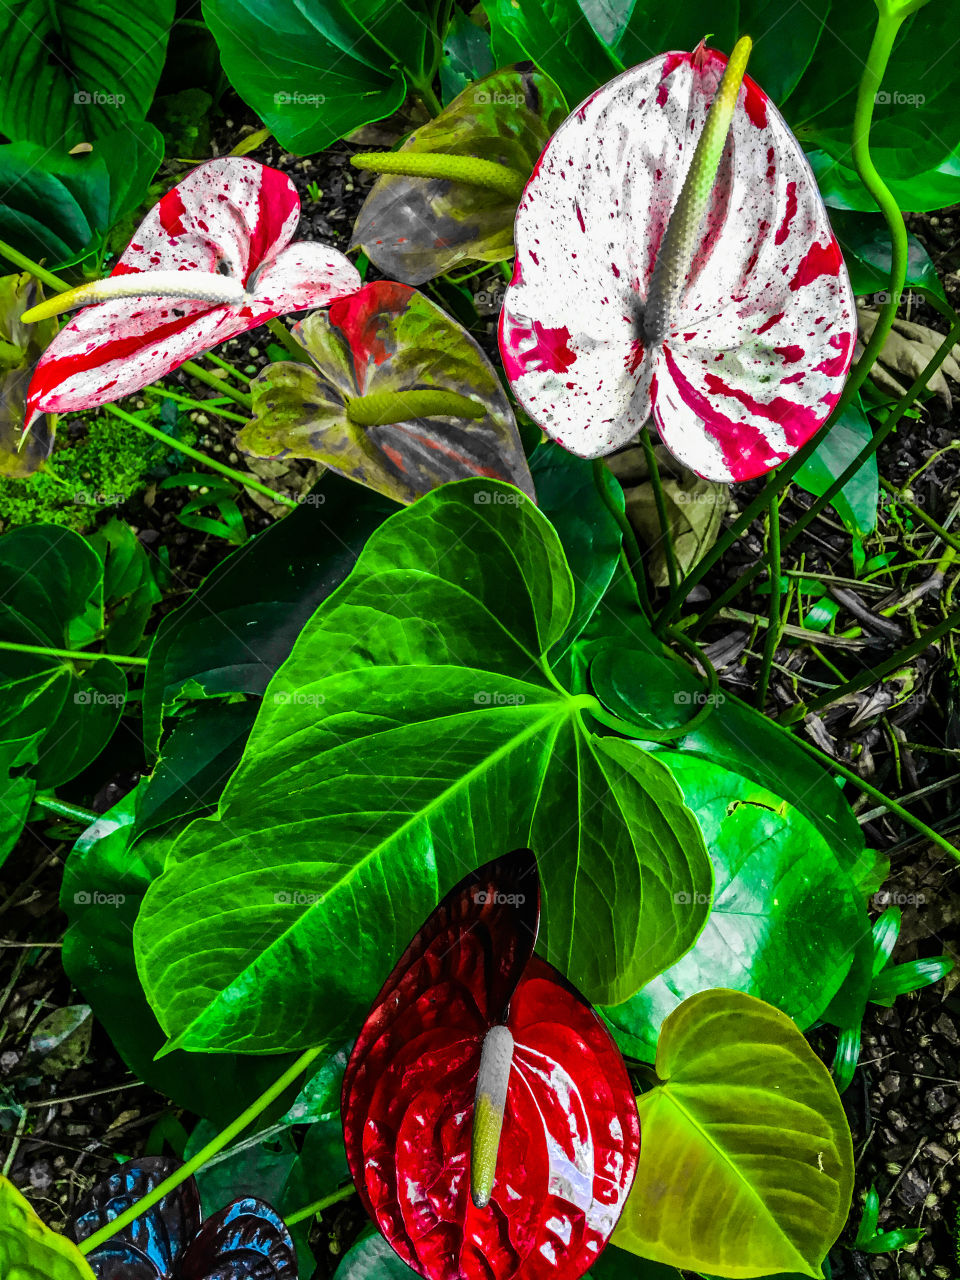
xmin=71 ymin=1156 xmax=297 ymax=1279
xmin=23 ymin=158 xmax=361 ymax=428
xmin=499 ymin=40 xmax=857 ymax=482
xmin=241 ymin=280 xmax=535 ymax=504
xmin=341 ymin=849 xmax=640 ymax=1280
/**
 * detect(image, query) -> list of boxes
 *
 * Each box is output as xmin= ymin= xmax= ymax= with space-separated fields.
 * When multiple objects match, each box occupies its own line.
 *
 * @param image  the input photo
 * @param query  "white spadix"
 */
xmin=471 ymin=1023 xmax=515 ymax=1209
xmin=21 ymin=271 xmax=248 ymax=324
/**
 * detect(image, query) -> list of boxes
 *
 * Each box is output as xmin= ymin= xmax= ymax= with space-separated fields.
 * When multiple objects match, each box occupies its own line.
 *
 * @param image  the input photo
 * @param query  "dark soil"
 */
xmin=3 ymin=93 xmax=959 ymax=1280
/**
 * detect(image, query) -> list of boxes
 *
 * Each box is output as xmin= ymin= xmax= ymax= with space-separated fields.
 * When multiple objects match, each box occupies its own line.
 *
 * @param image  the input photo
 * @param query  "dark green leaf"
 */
xmin=795 ymin=400 xmax=878 ymax=537
xmin=202 ymin=0 xmax=432 ymax=154
xmin=0 ymin=1 xmax=174 ymax=147
xmin=869 ymin=957 xmax=954 ymax=1006
xmin=486 ymin=0 xmax=616 ymax=111
xmin=135 ymin=480 xmax=711 ymax=1054
xmin=439 ymin=9 xmax=495 ymax=104
xmin=333 ymin=1230 xmax=417 ymax=1280
xmin=833 ymin=210 xmax=944 ymax=300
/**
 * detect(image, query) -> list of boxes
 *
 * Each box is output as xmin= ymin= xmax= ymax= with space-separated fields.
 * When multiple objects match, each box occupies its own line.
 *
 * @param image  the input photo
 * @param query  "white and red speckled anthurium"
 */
xmin=341 ymin=849 xmax=640 ymax=1280
xmin=499 ymin=38 xmax=857 ymax=483
xmin=21 ymin=158 xmax=360 ymax=428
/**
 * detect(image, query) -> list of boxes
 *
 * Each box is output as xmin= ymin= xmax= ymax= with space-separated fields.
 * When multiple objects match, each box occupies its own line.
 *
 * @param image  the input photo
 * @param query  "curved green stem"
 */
xmin=0 ymin=239 xmax=69 ymax=293
xmin=655 ymin=7 xmax=912 ymax=634
xmin=640 ymin=429 xmax=679 ymax=593
xmin=0 ymin=640 xmax=147 ymax=666
xmin=285 ymin=1182 xmax=355 ymax=1226
xmin=104 ymin=403 xmax=296 ymax=508
xmin=351 ymin=151 xmax=526 ymax=199
xmin=345 ymin=388 xmax=484 ymax=425
xmin=78 ymin=1047 xmax=324 ymax=1255
xmin=204 ymin=352 xmax=253 ymax=385
xmin=266 ymin=317 xmax=309 ymax=362
xmin=145 ymin=385 xmax=250 ymax=425
xmin=181 ymin=360 xmax=253 ymax=410
xmin=757 ymin=493 xmax=782 ymax=709
xmin=33 ymin=796 xmax=99 ymax=825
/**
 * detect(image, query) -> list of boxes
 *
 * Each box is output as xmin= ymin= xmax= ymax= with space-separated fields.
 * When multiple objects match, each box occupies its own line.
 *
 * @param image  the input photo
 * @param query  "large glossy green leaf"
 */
xmin=0 ymin=1 xmax=173 ymax=146
xmin=333 ymin=1230 xmax=418 ymax=1280
xmin=487 ymin=0 xmax=616 ymax=113
xmin=0 ymin=1175 xmax=96 ymax=1280
xmin=141 ymin=474 xmax=392 ymax=758
xmin=0 ymin=526 xmax=125 ymax=788
xmin=202 ymin=0 xmax=432 ymax=155
xmin=613 ymin=990 xmax=854 ymax=1277
xmin=603 ymin=754 xmax=868 ymax=1059
xmin=787 ymin=5 xmax=960 ymax=212
xmin=795 ymin=400 xmax=878 ymax=537
xmin=352 ymin=65 xmax=567 ymax=283
xmin=588 ymin=640 xmax=868 ymax=873
xmin=134 ymin=480 xmax=711 ymax=1054
xmin=439 ymin=8 xmax=495 ymax=104
xmin=241 ymin=284 xmax=534 ymax=504
xmin=61 ymin=785 xmax=302 ymax=1127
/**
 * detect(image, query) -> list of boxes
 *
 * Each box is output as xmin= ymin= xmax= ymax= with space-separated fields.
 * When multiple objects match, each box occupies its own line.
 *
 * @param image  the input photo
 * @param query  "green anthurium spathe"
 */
xmin=0 ymin=1175 xmax=96 ymax=1280
xmin=351 ymin=63 xmax=567 ymax=284
xmin=613 ymin=990 xmax=854 ymax=1278
xmin=239 ymin=281 xmax=535 ymax=505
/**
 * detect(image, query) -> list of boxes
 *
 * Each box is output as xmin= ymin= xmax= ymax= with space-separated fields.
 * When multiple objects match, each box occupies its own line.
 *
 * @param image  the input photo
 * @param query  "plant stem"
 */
xmin=145 ymin=385 xmax=250 ymax=424
xmin=412 ymin=77 xmax=442 ymax=116
xmin=655 ymin=5 xmax=913 ymax=635
xmin=181 ymin=360 xmax=254 ymax=409
xmin=77 ymin=1047 xmax=324 ymax=1256
xmin=205 ymin=351 xmax=253 ymax=384
xmin=640 ymin=430 xmax=679 ymax=593
xmin=33 ymin=796 xmax=100 ymax=825
xmin=879 ymin=476 xmax=960 ymax=553
xmin=103 ymin=404 xmax=297 ymax=508
xmin=0 ymin=239 xmax=69 ymax=293
xmin=266 ymin=317 xmax=308 ymax=361
xmin=0 ymin=640 xmax=148 ymax=666
xmin=285 ymin=1182 xmax=356 ymax=1226
xmin=757 ymin=493 xmax=782 ymax=709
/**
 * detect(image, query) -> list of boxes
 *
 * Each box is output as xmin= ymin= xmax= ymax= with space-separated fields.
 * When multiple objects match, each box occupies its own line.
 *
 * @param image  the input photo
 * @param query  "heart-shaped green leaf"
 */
xmin=794 ymin=399 xmax=878 ymax=537
xmin=240 ymin=282 xmax=534 ymax=505
xmin=202 ymin=0 xmax=432 ymax=154
xmin=613 ymin=990 xmax=854 ymax=1277
xmin=603 ymin=754 xmax=868 ymax=1058
xmin=352 ymin=64 xmax=567 ymax=283
xmin=0 ymin=1176 xmax=96 ymax=1280
xmin=134 ymin=480 xmax=711 ymax=1054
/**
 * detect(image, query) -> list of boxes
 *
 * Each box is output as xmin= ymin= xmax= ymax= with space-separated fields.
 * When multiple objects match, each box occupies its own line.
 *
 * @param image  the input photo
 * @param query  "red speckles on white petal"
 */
xmin=26 ymin=158 xmax=361 ymax=426
xmin=500 ymin=47 xmax=856 ymax=482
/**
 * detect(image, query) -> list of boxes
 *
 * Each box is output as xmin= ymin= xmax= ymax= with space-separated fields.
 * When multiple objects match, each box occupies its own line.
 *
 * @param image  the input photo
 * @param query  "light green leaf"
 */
xmin=795 ymin=400 xmax=878 ymax=537
xmin=0 ymin=1176 xmax=96 ymax=1280
xmin=613 ymin=990 xmax=854 ymax=1277
xmin=134 ymin=480 xmax=711 ymax=1054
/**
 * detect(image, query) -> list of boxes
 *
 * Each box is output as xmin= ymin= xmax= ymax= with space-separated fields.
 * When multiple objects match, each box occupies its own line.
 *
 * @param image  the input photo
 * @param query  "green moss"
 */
xmin=0 ymin=409 xmax=197 ymax=532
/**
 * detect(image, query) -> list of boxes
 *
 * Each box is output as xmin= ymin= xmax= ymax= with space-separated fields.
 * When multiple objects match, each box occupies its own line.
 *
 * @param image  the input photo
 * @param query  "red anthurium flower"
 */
xmin=499 ymin=41 xmax=856 ymax=482
xmin=23 ymin=158 xmax=361 ymax=427
xmin=341 ymin=850 xmax=640 ymax=1280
